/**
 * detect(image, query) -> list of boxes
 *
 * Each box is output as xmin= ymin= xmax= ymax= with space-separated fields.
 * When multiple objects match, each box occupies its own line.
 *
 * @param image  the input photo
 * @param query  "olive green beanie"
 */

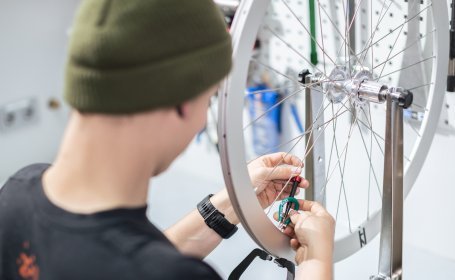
xmin=64 ymin=0 xmax=232 ymax=114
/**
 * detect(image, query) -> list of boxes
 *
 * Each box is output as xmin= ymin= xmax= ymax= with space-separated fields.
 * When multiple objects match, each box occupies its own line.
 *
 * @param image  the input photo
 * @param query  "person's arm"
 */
xmin=289 ymin=200 xmax=335 ymax=280
xmin=164 ymin=152 xmax=308 ymax=258
xmin=164 ymin=188 xmax=237 ymax=259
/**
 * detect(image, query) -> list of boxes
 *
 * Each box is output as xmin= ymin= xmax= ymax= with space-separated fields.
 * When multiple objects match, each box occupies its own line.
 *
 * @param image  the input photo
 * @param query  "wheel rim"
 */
xmin=219 ymin=0 xmax=448 ymax=262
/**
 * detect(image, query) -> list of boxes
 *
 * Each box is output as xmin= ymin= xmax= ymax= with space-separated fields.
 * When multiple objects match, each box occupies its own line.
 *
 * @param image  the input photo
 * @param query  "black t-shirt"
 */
xmin=0 ymin=164 xmax=222 ymax=280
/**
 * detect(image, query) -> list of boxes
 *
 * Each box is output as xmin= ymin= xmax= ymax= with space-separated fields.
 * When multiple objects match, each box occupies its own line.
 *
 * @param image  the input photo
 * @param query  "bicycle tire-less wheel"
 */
xmin=219 ymin=0 xmax=448 ymax=262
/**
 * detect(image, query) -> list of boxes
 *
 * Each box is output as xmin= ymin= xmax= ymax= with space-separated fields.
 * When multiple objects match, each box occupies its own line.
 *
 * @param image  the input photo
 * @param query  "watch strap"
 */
xmin=197 ymin=194 xmax=238 ymax=239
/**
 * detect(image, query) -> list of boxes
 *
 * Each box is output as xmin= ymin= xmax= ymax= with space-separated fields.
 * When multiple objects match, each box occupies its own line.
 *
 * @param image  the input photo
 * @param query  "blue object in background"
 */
xmin=290 ymin=103 xmax=304 ymax=134
xmin=247 ymin=84 xmax=282 ymax=156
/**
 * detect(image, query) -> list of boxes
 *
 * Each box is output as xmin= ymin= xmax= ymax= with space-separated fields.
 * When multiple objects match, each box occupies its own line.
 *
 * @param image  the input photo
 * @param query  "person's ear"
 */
xmin=175 ymin=102 xmax=190 ymax=119
xmin=176 ymin=105 xmax=184 ymax=118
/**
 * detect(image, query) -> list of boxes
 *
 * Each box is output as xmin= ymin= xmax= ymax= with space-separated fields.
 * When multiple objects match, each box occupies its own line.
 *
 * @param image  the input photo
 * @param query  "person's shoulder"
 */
xmin=1 ymin=163 xmax=49 ymax=191
xmin=133 ymin=241 xmax=222 ymax=280
xmin=0 ymin=163 xmax=49 ymax=202
xmin=7 ymin=163 xmax=50 ymax=182
xmin=0 ymin=164 xmax=49 ymax=225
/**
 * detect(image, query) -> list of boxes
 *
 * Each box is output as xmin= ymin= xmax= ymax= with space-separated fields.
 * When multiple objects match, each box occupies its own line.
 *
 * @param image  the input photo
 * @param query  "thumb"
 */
xmin=289 ymin=209 xmax=300 ymax=224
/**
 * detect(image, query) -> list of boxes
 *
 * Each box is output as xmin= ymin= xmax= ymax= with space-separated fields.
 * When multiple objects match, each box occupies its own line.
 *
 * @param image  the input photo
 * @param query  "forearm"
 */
xmin=164 ymin=189 xmax=239 ymax=259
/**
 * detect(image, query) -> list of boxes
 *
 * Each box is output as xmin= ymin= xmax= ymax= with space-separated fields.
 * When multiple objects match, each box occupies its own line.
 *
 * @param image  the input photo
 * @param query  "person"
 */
xmin=0 ymin=1 xmax=335 ymax=279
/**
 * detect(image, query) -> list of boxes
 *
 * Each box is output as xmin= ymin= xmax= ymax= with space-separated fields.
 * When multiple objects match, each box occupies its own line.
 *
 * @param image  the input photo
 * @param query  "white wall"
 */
xmin=0 ymin=0 xmax=79 ymax=182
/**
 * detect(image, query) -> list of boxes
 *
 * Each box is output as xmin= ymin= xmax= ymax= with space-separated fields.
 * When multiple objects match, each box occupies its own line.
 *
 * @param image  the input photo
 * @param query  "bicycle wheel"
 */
xmin=219 ymin=0 xmax=448 ymax=262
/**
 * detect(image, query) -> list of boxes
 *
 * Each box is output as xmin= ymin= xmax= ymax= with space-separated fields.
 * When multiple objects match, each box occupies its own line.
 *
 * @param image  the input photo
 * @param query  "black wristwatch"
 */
xmin=197 ymin=194 xmax=238 ymax=239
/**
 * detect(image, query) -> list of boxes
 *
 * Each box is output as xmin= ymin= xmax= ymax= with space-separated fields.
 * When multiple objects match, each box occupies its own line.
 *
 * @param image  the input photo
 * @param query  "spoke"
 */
xmin=264 ymin=25 xmax=329 ymax=77
xmin=247 ymin=110 xmax=349 ymax=165
xmin=266 ymin=175 xmax=295 ymax=216
xmin=251 ymin=58 xmax=304 ymax=84
xmin=359 ymin=0 xmax=393 ymax=63
xmin=359 ymin=105 xmax=412 ymax=164
xmin=376 ymin=13 xmax=407 ymax=81
xmin=263 ymin=89 xmax=333 ymax=212
xmin=406 ymin=121 xmax=421 ymax=137
xmin=244 ymin=79 xmax=328 ymax=130
xmin=330 ymin=0 xmax=367 ymax=71
xmin=372 ymin=29 xmax=436 ymax=70
xmin=342 ymin=102 xmax=386 ymax=145
xmin=407 ymin=82 xmax=434 ymax=92
xmin=346 ymin=0 xmax=367 ymax=69
xmin=319 ymin=102 xmax=355 ymax=195
xmin=317 ymin=1 xmax=327 ymax=76
xmin=303 ymin=108 xmax=350 ymax=160
xmin=370 ymin=0 xmax=373 ymax=69
xmin=323 ymin=103 xmax=339 ymax=205
xmin=378 ymin=56 xmax=436 ymax=80
xmin=367 ymin=104 xmax=373 ymax=220
xmin=356 ymin=115 xmax=382 ymax=200
xmin=342 ymin=0 xmax=348 ymax=64
xmin=301 ymin=96 xmax=352 ymax=165
xmin=316 ymin=0 xmax=363 ymax=67
xmin=322 ymin=103 xmax=340 ymax=194
xmin=334 ymin=108 xmax=356 ymax=232
xmin=358 ymin=4 xmax=432 ymax=59
xmin=244 ymin=88 xmax=303 ymax=130
xmin=266 ymin=99 xmax=349 ymax=215
xmin=412 ymin=102 xmax=429 ymax=112
xmin=279 ymin=0 xmax=337 ymax=65
xmin=248 ymin=85 xmax=300 ymax=95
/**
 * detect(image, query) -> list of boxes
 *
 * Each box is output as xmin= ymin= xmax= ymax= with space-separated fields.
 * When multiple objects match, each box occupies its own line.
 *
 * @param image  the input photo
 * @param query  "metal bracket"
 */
xmin=304 ymin=73 xmax=327 ymax=205
xmin=371 ymin=90 xmax=405 ymax=280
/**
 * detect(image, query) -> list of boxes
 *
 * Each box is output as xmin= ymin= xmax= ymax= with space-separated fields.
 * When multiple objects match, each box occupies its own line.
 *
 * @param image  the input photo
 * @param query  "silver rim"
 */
xmin=219 ymin=0 xmax=448 ymax=262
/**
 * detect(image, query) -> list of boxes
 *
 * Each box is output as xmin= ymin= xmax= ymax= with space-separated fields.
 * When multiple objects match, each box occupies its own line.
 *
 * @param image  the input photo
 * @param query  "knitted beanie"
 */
xmin=64 ymin=0 xmax=232 ymax=114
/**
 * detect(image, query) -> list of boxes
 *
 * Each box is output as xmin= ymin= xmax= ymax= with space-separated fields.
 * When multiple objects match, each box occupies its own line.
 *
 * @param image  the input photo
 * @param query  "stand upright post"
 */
xmin=372 ymin=89 xmax=407 ymax=280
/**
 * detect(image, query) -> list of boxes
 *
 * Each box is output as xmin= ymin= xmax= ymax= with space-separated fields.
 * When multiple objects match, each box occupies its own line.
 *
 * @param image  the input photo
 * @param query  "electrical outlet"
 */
xmin=0 ymin=98 xmax=38 ymax=132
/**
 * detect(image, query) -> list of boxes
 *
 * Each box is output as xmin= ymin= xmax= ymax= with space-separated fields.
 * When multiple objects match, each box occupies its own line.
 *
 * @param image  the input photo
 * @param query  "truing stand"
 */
xmin=302 ymin=71 xmax=327 ymax=205
xmin=299 ymin=67 xmax=412 ymax=279
xmin=371 ymin=89 xmax=409 ymax=280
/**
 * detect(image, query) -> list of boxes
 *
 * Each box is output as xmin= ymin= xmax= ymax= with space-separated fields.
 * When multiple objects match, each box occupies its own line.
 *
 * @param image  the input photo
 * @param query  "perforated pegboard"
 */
xmin=245 ymin=0 xmax=454 ymax=133
xmin=252 ymin=1 xmax=430 ymax=87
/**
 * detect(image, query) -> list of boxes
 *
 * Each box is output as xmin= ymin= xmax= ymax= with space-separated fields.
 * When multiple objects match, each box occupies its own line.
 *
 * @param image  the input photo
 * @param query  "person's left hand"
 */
xmin=247 ymin=152 xmax=309 ymax=209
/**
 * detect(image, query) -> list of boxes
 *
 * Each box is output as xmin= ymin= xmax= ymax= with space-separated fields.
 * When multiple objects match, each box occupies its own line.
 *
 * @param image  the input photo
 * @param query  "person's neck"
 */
xmin=43 ymin=113 xmax=160 ymax=214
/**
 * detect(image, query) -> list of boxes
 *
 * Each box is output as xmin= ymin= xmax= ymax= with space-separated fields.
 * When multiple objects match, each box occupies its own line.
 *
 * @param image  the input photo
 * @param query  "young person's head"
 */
xmin=62 ymin=0 xmax=232 ymax=174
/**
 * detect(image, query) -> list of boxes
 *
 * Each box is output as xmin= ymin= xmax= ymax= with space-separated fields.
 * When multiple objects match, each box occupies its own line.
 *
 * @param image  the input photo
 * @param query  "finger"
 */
xmin=265 ymin=152 xmax=303 ymax=167
xmin=283 ymin=226 xmax=295 ymax=237
xmin=265 ymin=165 xmax=302 ymax=181
xmin=295 ymin=246 xmax=307 ymax=265
xmin=299 ymin=178 xmax=310 ymax=188
xmin=295 ymin=199 xmax=328 ymax=214
xmin=273 ymin=212 xmax=279 ymax=221
xmin=288 ymin=209 xmax=311 ymax=225
xmin=272 ymin=179 xmax=309 ymax=189
xmin=273 ymin=211 xmax=296 ymax=229
xmin=290 ymin=238 xmax=300 ymax=250
xmin=289 ymin=209 xmax=301 ymax=225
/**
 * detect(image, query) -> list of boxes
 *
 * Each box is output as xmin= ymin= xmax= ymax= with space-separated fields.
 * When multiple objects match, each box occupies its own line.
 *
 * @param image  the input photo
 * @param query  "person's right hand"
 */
xmin=285 ymin=200 xmax=335 ymax=265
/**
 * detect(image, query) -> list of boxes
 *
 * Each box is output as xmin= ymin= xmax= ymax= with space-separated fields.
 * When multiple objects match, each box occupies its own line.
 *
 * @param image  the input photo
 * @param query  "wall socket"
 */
xmin=0 ymin=97 xmax=38 ymax=132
